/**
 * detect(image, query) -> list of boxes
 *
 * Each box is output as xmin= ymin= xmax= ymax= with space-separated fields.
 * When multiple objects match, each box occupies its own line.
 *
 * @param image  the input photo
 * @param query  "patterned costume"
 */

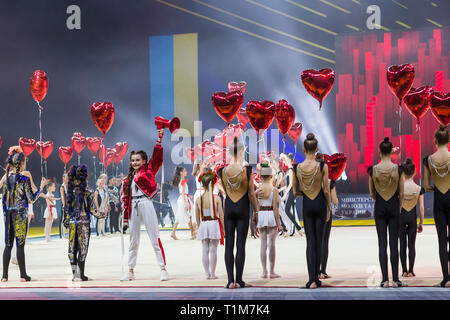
xmin=2 ymin=174 xmax=41 ymax=247
xmin=64 ymin=189 xmax=103 ymax=267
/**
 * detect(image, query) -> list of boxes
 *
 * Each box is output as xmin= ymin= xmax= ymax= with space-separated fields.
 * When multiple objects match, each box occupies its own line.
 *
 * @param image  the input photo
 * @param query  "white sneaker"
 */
xmin=120 ymin=272 xmax=135 ymax=281
xmin=160 ymin=269 xmax=169 ymax=281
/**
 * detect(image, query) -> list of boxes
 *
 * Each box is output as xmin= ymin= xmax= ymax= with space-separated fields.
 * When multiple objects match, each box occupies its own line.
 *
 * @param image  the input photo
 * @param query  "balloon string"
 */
xmin=283 ymin=135 xmax=286 ymax=154
xmin=398 ymin=101 xmax=402 ymax=163
xmin=418 ymin=124 xmax=422 ymax=184
xmin=93 ymin=156 xmax=97 ymax=181
xmin=38 ymin=106 xmax=43 ymax=178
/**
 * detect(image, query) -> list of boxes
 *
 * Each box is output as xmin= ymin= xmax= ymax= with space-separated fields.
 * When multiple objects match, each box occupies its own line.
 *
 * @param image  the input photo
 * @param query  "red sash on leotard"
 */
xmin=200 ymin=194 xmax=224 ymax=245
xmin=49 ymin=205 xmax=55 ymax=218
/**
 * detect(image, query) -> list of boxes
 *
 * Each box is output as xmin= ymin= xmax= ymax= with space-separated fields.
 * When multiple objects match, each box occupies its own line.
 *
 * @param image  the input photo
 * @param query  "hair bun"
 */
xmin=439 ymin=124 xmax=446 ymax=131
xmin=383 ymin=137 xmax=390 ymax=143
xmin=306 ymin=133 xmax=315 ymax=140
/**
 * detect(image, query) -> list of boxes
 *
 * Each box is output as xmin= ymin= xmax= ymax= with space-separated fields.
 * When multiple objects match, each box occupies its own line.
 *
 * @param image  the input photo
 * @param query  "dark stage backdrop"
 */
xmin=0 ymin=1 xmax=448 ymax=224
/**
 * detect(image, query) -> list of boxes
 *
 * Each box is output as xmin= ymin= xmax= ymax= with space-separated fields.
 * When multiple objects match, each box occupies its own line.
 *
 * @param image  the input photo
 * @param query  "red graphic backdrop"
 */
xmin=335 ymin=28 xmax=449 ymax=192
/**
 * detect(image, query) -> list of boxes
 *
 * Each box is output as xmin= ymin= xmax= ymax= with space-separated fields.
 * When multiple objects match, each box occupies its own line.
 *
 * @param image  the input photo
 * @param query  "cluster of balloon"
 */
xmin=300 ymin=68 xmax=335 ymax=110
xmin=99 ymin=145 xmax=117 ymax=170
xmin=19 ymin=138 xmax=36 ymax=158
xmin=386 ymin=64 xmax=415 ymax=162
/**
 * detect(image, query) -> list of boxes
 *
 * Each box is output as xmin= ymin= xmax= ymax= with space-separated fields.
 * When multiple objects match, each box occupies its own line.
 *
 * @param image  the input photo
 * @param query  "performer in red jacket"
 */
xmin=120 ymin=128 xmax=168 ymax=281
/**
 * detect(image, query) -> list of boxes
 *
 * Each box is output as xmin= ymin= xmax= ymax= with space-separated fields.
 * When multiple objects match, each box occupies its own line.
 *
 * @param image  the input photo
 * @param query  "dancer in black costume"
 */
xmin=282 ymin=153 xmax=304 ymax=236
xmin=319 ymin=178 xmax=338 ymax=279
xmin=399 ymin=158 xmax=424 ymax=279
xmin=423 ymin=124 xmax=450 ymax=288
xmin=292 ymin=133 xmax=331 ymax=289
xmin=218 ymin=137 xmax=259 ymax=289
xmin=1 ymin=149 xmax=47 ymax=282
xmin=367 ymin=137 xmax=404 ymax=288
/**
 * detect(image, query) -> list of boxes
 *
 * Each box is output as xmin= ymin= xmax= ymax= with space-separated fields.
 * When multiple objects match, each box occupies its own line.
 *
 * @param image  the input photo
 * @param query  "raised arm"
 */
xmin=149 ymin=129 xmax=164 ymax=174
xmin=24 ymin=177 xmax=45 ymax=203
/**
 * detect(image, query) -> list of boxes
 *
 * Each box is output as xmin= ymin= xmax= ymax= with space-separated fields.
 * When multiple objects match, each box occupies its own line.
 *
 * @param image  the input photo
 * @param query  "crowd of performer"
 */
xmin=0 ymin=125 xmax=448 ymax=289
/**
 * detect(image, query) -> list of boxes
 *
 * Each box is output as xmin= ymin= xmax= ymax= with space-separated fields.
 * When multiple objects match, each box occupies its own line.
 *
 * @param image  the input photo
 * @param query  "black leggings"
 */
xmin=3 ymin=244 xmax=27 ymax=279
xmin=285 ymin=192 xmax=302 ymax=231
xmin=374 ymin=194 xmax=400 ymax=282
xmin=224 ymin=194 xmax=250 ymax=286
xmin=303 ymin=191 xmax=327 ymax=286
xmin=320 ymin=215 xmax=332 ymax=274
xmin=433 ymin=189 xmax=450 ymax=284
xmin=399 ymin=209 xmax=417 ymax=274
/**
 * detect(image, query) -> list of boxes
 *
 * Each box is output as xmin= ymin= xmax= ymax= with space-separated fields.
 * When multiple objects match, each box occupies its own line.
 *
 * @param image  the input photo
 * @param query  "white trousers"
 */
xmin=128 ymin=198 xmax=166 ymax=269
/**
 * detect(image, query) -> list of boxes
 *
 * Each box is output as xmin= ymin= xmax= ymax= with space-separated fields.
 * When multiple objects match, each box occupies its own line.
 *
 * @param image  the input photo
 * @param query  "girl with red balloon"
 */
xmin=423 ymin=125 xmax=450 ymax=288
xmin=0 ymin=148 xmax=47 ymax=282
xmin=367 ymin=137 xmax=405 ymax=288
xmin=120 ymin=129 xmax=169 ymax=282
xmin=292 ymin=133 xmax=331 ymax=289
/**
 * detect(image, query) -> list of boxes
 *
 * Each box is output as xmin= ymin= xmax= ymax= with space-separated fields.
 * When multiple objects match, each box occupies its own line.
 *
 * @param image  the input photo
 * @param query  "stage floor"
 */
xmin=0 ymin=225 xmax=449 ymax=299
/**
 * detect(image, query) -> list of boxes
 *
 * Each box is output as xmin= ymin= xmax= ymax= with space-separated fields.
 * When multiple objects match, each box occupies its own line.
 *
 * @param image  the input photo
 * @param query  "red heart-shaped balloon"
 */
xmin=91 ymin=102 xmax=115 ymax=137
xmin=36 ymin=141 xmax=54 ymax=161
xmin=58 ymin=146 xmax=73 ymax=166
xmin=30 ymin=70 xmax=48 ymax=103
xmin=99 ymin=145 xmax=116 ymax=168
xmin=429 ymin=91 xmax=450 ymax=125
xmin=212 ymin=91 xmax=244 ymax=124
xmin=323 ymin=153 xmax=347 ymax=181
xmin=236 ymin=108 xmax=249 ymax=127
xmin=227 ymin=81 xmax=247 ymax=94
xmin=287 ymin=122 xmax=303 ymax=144
xmin=86 ymin=137 xmax=102 ymax=155
xmin=185 ymin=147 xmax=196 ymax=162
xmin=387 ymin=64 xmax=415 ymax=103
xmin=246 ymin=100 xmax=275 ymax=134
xmin=113 ymin=148 xmax=122 ymax=164
xmin=300 ymin=68 xmax=335 ymax=110
xmin=19 ymin=137 xmax=36 ymax=157
xmin=71 ymin=135 xmax=86 ymax=155
xmin=115 ymin=142 xmax=129 ymax=162
xmin=404 ymin=86 xmax=432 ymax=125
xmin=275 ymin=99 xmax=295 ymax=135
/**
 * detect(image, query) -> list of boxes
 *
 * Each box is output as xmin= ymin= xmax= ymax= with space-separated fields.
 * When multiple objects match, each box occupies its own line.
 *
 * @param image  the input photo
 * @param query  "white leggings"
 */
xmin=259 ymin=226 xmax=278 ymax=275
xmin=201 ymin=239 xmax=219 ymax=278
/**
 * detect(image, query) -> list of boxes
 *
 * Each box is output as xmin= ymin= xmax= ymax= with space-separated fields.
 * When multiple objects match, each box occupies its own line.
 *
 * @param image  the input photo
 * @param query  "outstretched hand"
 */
xmin=40 ymin=177 xmax=48 ymax=189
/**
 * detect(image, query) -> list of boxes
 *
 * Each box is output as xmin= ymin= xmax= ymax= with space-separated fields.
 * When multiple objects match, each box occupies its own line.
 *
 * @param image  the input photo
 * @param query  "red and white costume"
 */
xmin=175 ymin=179 xmax=192 ymax=227
xmin=122 ymin=143 xmax=166 ymax=270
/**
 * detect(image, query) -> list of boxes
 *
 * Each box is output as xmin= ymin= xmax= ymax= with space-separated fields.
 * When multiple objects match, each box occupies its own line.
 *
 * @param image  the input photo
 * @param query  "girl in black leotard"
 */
xmin=282 ymin=153 xmax=304 ymax=237
xmin=400 ymin=159 xmax=424 ymax=279
xmin=319 ymin=179 xmax=339 ymax=279
xmin=218 ymin=137 xmax=259 ymax=289
xmin=292 ymin=133 xmax=331 ymax=289
xmin=423 ymin=124 xmax=450 ymax=288
xmin=367 ymin=137 xmax=405 ymax=288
